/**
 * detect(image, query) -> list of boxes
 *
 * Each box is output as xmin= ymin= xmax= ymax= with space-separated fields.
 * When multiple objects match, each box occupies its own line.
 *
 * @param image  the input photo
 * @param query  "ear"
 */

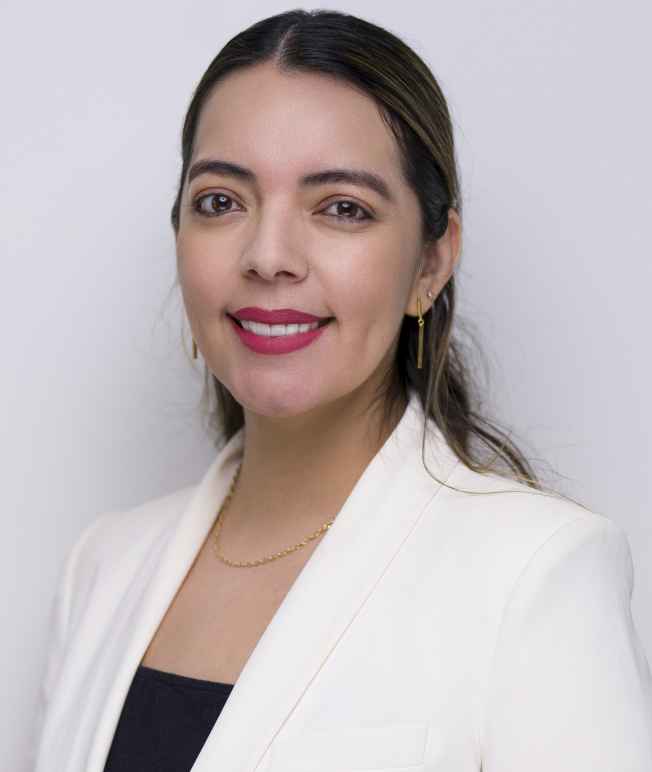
xmin=405 ymin=208 xmax=462 ymax=317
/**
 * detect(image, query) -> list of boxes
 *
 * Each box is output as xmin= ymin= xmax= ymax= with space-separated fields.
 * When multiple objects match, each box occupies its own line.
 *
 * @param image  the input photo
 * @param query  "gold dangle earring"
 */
xmin=416 ymin=289 xmax=435 ymax=370
xmin=192 ymin=338 xmax=198 ymax=360
xmin=416 ymin=295 xmax=425 ymax=369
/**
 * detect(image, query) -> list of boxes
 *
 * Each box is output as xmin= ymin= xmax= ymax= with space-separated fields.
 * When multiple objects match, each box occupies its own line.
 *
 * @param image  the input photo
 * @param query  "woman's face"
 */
xmin=176 ymin=61 xmax=458 ymax=419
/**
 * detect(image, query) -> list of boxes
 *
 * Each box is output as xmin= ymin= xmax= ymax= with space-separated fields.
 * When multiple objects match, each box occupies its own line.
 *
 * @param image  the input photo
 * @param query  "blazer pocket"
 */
xmin=267 ymin=722 xmax=428 ymax=770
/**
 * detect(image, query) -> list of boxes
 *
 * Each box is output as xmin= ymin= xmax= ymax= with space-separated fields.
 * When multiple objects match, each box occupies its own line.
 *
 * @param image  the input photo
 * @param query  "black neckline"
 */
xmin=137 ymin=664 xmax=235 ymax=692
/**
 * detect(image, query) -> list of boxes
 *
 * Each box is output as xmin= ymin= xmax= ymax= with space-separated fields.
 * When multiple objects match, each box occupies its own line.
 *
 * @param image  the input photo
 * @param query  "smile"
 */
xmin=236 ymin=318 xmax=330 ymax=336
xmin=228 ymin=314 xmax=334 ymax=354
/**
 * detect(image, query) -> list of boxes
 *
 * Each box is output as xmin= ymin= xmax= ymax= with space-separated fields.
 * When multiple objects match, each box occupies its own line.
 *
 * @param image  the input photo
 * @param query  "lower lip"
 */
xmin=228 ymin=316 xmax=333 ymax=354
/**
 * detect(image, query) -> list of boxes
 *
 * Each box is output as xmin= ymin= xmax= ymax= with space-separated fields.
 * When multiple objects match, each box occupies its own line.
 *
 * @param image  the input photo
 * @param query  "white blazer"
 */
xmin=31 ymin=389 xmax=652 ymax=771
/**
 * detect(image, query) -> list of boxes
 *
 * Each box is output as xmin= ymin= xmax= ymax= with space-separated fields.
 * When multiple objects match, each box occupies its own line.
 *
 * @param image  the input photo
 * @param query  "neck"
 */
xmin=222 ymin=389 xmax=408 ymax=545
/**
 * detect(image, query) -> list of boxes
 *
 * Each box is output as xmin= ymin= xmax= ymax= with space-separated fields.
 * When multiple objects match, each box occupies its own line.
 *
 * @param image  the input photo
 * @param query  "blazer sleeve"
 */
xmin=480 ymin=515 xmax=652 ymax=771
xmin=29 ymin=512 xmax=112 ymax=770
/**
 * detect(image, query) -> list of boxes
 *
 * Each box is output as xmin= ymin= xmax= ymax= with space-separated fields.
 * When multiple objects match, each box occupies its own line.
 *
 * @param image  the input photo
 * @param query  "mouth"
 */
xmin=227 ymin=313 xmax=334 ymax=329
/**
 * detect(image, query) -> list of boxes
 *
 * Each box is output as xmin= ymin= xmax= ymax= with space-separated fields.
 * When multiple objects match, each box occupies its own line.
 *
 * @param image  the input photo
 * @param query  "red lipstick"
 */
xmin=227 ymin=307 xmax=334 ymax=355
xmin=231 ymin=307 xmax=331 ymax=324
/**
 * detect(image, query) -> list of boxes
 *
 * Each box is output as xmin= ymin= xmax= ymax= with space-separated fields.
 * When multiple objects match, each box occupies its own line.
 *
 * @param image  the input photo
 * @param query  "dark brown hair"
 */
xmin=168 ymin=8 xmax=585 ymax=506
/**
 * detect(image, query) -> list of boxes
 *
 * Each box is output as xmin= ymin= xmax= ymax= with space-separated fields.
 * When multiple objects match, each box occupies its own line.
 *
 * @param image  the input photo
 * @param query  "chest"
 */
xmin=139 ymin=528 xmax=322 ymax=685
xmin=43 ymin=500 xmax=495 ymax=772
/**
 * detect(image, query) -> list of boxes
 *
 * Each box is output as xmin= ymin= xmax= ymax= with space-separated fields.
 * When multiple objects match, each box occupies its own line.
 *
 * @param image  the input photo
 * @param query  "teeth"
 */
xmin=240 ymin=320 xmax=320 ymax=336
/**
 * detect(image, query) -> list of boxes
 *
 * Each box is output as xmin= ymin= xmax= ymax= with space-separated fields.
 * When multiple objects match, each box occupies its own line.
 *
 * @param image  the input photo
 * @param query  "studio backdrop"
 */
xmin=2 ymin=1 xmax=650 ymax=770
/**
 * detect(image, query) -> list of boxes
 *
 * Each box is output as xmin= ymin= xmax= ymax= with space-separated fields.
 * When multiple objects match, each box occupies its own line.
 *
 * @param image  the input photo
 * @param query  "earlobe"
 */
xmin=405 ymin=283 xmax=437 ymax=319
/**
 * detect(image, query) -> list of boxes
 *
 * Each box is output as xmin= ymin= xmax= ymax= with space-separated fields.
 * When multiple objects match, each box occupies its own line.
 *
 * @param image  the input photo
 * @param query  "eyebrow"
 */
xmin=186 ymin=158 xmax=395 ymax=204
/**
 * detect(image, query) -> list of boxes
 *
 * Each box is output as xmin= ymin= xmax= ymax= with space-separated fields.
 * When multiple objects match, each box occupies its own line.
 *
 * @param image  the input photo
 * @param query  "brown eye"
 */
xmin=192 ymin=193 xmax=242 ymax=217
xmin=322 ymin=199 xmax=372 ymax=223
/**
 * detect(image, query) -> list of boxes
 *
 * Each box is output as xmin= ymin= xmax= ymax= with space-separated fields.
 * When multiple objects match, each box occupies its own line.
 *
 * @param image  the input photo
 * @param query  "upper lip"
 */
xmin=231 ymin=307 xmax=332 ymax=324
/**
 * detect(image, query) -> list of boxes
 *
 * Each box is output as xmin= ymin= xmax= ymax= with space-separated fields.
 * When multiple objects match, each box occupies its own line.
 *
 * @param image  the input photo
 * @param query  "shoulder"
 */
xmin=417 ymin=458 xmax=633 ymax=610
xmin=465 ymin=472 xmax=652 ymax=767
xmin=64 ymin=483 xmax=198 ymax=589
xmin=412 ymin=412 xmax=623 ymax=568
xmin=439 ymin=458 xmax=623 ymax=543
xmin=38 ymin=482 xmax=200 ymax=704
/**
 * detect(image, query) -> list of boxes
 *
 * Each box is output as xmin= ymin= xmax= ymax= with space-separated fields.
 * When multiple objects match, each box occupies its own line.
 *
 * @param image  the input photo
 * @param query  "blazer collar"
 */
xmin=86 ymin=388 xmax=460 ymax=771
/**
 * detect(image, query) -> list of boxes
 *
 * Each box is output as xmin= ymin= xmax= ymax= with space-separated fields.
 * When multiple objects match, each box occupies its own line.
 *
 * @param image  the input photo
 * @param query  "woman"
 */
xmin=32 ymin=9 xmax=652 ymax=772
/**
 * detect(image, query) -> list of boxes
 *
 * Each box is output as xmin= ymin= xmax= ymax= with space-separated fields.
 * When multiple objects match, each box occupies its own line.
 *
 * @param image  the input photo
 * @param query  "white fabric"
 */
xmin=31 ymin=389 xmax=652 ymax=771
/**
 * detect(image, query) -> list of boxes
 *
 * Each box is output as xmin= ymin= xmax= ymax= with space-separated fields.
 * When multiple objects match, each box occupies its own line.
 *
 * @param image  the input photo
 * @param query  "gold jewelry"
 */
xmin=416 ymin=289 xmax=435 ymax=370
xmin=416 ymin=295 xmax=425 ymax=369
xmin=192 ymin=338 xmax=198 ymax=360
xmin=212 ymin=461 xmax=336 ymax=567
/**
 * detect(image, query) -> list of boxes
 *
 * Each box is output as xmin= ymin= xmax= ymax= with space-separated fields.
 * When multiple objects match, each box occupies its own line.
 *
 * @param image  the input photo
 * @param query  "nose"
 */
xmin=239 ymin=205 xmax=308 ymax=282
xmin=241 ymin=202 xmax=308 ymax=281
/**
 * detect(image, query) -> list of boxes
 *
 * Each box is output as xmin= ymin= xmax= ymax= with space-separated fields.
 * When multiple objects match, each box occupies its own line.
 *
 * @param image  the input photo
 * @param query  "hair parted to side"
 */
xmin=168 ymin=8 xmax=588 ymax=510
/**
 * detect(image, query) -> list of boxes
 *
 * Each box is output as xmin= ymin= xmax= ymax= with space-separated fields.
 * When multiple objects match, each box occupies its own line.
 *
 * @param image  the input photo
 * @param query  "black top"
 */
xmin=103 ymin=665 xmax=235 ymax=771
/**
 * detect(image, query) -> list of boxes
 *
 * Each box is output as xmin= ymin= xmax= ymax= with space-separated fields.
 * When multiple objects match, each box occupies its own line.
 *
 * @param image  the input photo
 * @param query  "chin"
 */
xmin=231 ymin=381 xmax=333 ymax=419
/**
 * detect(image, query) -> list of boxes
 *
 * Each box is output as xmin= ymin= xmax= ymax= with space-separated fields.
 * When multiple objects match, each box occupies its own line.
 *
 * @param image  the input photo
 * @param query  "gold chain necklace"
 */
xmin=212 ymin=461 xmax=336 ymax=568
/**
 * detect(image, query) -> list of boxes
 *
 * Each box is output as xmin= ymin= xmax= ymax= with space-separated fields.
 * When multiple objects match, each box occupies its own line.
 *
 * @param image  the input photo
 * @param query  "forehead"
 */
xmin=191 ymin=63 xmax=403 ymax=190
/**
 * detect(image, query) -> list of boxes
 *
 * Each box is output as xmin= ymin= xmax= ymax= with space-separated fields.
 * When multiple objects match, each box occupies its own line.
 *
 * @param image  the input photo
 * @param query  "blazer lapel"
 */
xmin=86 ymin=389 xmax=460 ymax=772
xmin=84 ymin=429 xmax=246 ymax=771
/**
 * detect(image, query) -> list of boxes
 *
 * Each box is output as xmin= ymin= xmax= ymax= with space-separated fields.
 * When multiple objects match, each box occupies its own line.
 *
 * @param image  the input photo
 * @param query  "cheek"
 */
xmin=331 ymin=247 xmax=408 ymax=330
xmin=327 ymin=265 xmax=406 ymax=364
xmin=177 ymin=241 xmax=229 ymax=310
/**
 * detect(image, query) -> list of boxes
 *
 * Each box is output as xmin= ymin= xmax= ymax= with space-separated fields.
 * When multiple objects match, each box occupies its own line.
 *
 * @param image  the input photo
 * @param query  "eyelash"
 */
xmin=190 ymin=192 xmax=373 ymax=224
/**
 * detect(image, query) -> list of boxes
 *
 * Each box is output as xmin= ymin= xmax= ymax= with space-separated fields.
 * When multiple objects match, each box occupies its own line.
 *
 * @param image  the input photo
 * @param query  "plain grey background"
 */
xmin=2 ymin=0 xmax=650 ymax=768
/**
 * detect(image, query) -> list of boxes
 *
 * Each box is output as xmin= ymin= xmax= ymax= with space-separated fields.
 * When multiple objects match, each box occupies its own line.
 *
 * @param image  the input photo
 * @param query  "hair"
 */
xmin=167 ymin=8 xmax=588 ymax=508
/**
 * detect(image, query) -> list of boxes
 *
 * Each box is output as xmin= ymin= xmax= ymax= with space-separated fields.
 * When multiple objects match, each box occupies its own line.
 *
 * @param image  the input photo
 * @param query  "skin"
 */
xmin=175 ymin=61 xmax=461 ymax=558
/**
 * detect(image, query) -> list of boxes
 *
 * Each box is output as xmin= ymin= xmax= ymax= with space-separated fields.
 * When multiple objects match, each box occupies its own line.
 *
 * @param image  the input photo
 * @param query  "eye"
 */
xmin=190 ymin=193 xmax=373 ymax=224
xmin=191 ymin=192 xmax=242 ymax=218
xmin=321 ymin=199 xmax=373 ymax=223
